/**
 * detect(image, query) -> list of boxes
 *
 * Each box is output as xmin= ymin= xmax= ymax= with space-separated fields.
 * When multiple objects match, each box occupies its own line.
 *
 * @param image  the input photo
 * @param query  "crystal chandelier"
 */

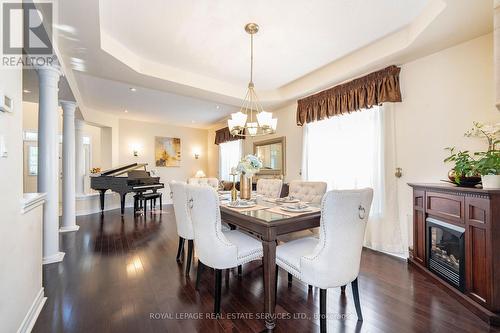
xmin=228 ymin=23 xmax=277 ymax=137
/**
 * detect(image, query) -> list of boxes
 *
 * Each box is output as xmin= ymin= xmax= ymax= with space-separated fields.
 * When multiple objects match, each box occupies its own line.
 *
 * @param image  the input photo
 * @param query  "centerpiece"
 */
xmin=236 ymin=154 xmax=262 ymax=199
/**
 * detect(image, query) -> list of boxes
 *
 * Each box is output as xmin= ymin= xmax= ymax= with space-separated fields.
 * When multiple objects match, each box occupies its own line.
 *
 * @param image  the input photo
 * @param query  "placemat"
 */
xmin=266 ymin=205 xmax=320 ymax=217
xmin=222 ymin=204 xmax=268 ymax=213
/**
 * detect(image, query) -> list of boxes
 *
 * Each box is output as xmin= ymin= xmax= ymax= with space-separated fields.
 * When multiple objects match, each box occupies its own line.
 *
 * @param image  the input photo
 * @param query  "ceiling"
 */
xmin=43 ymin=0 xmax=492 ymax=129
xmin=99 ymin=0 xmax=428 ymax=90
xmin=74 ymin=73 xmax=238 ymax=128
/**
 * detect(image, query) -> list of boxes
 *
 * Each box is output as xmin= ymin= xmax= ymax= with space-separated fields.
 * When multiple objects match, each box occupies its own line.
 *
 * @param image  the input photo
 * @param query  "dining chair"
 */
xmin=169 ymin=181 xmax=195 ymax=276
xmin=186 ymin=185 xmax=264 ymax=314
xmin=275 ymin=188 xmax=373 ymax=332
xmin=279 ymin=180 xmax=328 ymax=250
xmin=256 ymin=178 xmax=283 ymax=198
xmin=288 ymin=180 xmax=327 ymax=204
xmin=187 ymin=177 xmax=219 ymax=190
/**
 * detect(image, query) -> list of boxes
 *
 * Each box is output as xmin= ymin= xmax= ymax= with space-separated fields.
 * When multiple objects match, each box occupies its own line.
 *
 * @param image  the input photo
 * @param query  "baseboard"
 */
xmin=42 ymin=251 xmax=65 ymax=265
xmin=17 ymin=288 xmax=46 ymax=333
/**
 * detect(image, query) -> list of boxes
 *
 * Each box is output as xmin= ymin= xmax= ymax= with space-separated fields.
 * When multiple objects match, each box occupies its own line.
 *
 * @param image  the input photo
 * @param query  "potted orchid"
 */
xmin=236 ymin=154 xmax=262 ymax=199
xmin=466 ymin=122 xmax=500 ymax=189
xmin=444 ymin=122 xmax=499 ymax=188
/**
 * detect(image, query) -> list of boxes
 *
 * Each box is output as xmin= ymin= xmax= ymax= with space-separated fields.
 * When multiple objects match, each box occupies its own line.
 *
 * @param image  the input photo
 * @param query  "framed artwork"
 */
xmin=155 ymin=136 xmax=181 ymax=167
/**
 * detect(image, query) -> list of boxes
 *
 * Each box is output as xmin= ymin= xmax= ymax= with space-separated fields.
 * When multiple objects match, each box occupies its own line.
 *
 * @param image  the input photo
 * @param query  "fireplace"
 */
xmin=426 ymin=217 xmax=465 ymax=291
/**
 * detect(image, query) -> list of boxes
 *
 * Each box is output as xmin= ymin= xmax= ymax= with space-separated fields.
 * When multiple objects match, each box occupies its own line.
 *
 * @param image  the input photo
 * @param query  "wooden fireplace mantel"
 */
xmin=408 ymin=183 xmax=500 ymax=325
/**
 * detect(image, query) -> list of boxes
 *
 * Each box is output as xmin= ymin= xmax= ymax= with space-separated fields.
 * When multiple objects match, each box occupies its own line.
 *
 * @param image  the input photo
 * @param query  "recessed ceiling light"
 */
xmin=191 ymin=120 xmax=195 ymax=123
xmin=216 ymin=105 xmax=220 ymax=109
xmin=124 ymin=110 xmax=128 ymax=113
xmin=129 ymin=87 xmax=137 ymax=92
xmin=23 ymin=89 xmax=31 ymax=93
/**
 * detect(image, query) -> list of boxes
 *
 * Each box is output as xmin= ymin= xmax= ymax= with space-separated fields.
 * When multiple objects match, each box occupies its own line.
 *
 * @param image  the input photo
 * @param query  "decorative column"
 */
xmin=60 ymin=101 xmax=79 ymax=233
xmin=75 ymin=119 xmax=85 ymax=195
xmin=36 ymin=64 xmax=65 ymax=264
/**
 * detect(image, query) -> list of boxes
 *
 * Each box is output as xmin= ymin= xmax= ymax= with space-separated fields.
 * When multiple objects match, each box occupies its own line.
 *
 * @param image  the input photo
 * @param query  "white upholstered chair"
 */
xmin=276 ymin=188 xmax=373 ymax=330
xmin=278 ymin=181 xmax=328 ymax=246
xmin=256 ymin=178 xmax=283 ymax=198
xmin=187 ymin=177 xmax=219 ymax=190
xmin=169 ymin=181 xmax=196 ymax=275
xmin=186 ymin=185 xmax=263 ymax=313
xmin=288 ymin=180 xmax=327 ymax=203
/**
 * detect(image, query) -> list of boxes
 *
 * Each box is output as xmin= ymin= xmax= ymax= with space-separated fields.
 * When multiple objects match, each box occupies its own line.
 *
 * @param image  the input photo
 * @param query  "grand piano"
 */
xmin=90 ymin=163 xmax=164 ymax=215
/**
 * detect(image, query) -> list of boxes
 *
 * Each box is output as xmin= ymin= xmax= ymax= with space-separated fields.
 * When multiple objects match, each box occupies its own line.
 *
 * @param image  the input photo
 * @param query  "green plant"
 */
xmin=473 ymin=150 xmax=500 ymax=176
xmin=444 ymin=147 xmax=478 ymax=184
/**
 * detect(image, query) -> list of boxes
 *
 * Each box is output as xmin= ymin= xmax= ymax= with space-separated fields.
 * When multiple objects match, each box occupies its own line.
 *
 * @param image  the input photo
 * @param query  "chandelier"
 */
xmin=228 ymin=23 xmax=277 ymax=137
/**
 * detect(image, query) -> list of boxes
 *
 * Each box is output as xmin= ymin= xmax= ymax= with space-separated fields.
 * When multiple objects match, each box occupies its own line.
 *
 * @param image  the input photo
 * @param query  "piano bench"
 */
xmin=134 ymin=192 xmax=162 ymax=214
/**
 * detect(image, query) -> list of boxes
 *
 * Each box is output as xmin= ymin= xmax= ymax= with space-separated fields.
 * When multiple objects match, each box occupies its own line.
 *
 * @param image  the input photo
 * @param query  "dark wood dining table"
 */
xmin=220 ymin=197 xmax=321 ymax=331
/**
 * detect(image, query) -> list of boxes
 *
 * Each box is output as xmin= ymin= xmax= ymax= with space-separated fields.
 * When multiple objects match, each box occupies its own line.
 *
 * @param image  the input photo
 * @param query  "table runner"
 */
xmin=222 ymin=204 xmax=268 ymax=213
xmin=266 ymin=205 xmax=321 ymax=217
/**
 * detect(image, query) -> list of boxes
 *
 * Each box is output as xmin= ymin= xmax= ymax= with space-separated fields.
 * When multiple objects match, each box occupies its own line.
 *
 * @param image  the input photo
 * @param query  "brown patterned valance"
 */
xmin=214 ymin=127 xmax=241 ymax=145
xmin=296 ymin=65 xmax=402 ymax=126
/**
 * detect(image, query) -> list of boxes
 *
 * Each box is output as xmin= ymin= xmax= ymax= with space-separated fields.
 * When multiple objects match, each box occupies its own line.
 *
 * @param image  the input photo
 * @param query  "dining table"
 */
xmin=218 ymin=193 xmax=321 ymax=331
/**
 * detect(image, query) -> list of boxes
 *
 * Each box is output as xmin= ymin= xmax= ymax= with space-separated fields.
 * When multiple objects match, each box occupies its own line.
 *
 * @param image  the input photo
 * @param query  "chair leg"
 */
xmin=341 ymin=285 xmax=346 ymax=294
xmin=176 ymin=237 xmax=185 ymax=263
xmin=195 ymin=261 xmax=204 ymax=291
xmin=288 ymin=272 xmax=293 ymax=285
xmin=214 ymin=269 xmax=222 ymax=314
xmin=275 ymin=265 xmax=279 ymax=301
xmin=185 ymin=240 xmax=194 ymax=275
xmin=320 ymin=288 xmax=327 ymax=333
xmin=351 ymin=278 xmax=363 ymax=321
xmin=237 ymin=265 xmax=242 ymax=276
xmin=144 ymin=199 xmax=147 ymax=215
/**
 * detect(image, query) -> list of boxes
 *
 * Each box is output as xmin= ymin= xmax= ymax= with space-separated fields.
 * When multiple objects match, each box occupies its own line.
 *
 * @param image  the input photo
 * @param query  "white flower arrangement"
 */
xmin=236 ymin=154 xmax=263 ymax=178
xmin=464 ymin=121 xmax=499 ymax=151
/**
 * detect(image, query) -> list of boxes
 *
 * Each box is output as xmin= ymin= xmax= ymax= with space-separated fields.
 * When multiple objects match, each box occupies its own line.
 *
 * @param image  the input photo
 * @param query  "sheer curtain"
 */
xmin=303 ymin=105 xmax=405 ymax=256
xmin=219 ymin=140 xmax=242 ymax=181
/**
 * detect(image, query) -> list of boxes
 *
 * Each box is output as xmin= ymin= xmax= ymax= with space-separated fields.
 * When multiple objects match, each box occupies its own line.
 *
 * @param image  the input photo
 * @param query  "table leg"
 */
xmin=262 ymin=239 xmax=277 ymax=330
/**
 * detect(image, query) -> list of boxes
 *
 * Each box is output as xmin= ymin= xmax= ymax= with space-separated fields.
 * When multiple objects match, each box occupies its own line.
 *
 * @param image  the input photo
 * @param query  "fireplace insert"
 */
xmin=426 ymin=217 xmax=465 ymax=291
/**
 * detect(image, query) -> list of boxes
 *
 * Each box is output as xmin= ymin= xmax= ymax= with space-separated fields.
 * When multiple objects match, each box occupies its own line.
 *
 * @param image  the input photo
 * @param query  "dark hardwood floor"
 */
xmin=33 ymin=205 xmax=499 ymax=333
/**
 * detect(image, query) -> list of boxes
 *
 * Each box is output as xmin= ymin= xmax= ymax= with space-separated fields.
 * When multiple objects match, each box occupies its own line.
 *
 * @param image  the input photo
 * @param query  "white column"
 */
xmin=60 ymin=101 xmax=79 ymax=233
xmin=75 ymin=119 xmax=85 ymax=195
xmin=36 ymin=64 xmax=65 ymax=264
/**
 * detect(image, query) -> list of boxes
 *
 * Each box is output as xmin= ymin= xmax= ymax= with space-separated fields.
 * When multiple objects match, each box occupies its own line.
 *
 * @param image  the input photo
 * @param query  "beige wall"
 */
xmin=206 ymin=33 xmax=499 ymax=250
xmin=0 ymin=56 xmax=43 ymax=330
xmin=394 ymin=33 xmax=498 ymax=245
xmin=118 ymin=118 xmax=208 ymax=200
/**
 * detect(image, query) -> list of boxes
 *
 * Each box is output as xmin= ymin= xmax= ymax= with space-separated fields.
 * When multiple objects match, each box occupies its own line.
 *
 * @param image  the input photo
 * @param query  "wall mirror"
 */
xmin=253 ymin=136 xmax=286 ymax=176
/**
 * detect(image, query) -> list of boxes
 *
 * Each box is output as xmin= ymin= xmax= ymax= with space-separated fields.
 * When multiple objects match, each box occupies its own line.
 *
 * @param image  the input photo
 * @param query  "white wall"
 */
xmin=207 ymin=33 xmax=499 ymax=252
xmin=0 ymin=61 xmax=44 ymax=330
xmin=118 ymin=118 xmax=208 ymax=201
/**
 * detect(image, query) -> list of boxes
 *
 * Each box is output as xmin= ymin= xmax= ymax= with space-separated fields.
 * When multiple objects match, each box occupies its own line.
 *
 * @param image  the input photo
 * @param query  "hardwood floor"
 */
xmin=33 ymin=205 xmax=500 ymax=333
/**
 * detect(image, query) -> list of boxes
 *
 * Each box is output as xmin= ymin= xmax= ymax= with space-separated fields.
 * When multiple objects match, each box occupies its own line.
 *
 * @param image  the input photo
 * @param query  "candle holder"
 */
xmin=230 ymin=172 xmax=238 ymax=202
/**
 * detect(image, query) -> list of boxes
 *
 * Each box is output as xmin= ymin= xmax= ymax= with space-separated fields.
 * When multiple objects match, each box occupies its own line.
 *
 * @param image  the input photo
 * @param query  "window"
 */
xmin=302 ymin=106 xmax=383 ymax=215
xmin=219 ymin=140 xmax=242 ymax=181
xmin=28 ymin=146 xmax=38 ymax=175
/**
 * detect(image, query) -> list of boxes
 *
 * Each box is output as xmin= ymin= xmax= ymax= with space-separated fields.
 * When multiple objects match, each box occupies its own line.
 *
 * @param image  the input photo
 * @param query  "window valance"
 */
xmin=214 ymin=127 xmax=241 ymax=145
xmin=296 ymin=65 xmax=402 ymax=126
